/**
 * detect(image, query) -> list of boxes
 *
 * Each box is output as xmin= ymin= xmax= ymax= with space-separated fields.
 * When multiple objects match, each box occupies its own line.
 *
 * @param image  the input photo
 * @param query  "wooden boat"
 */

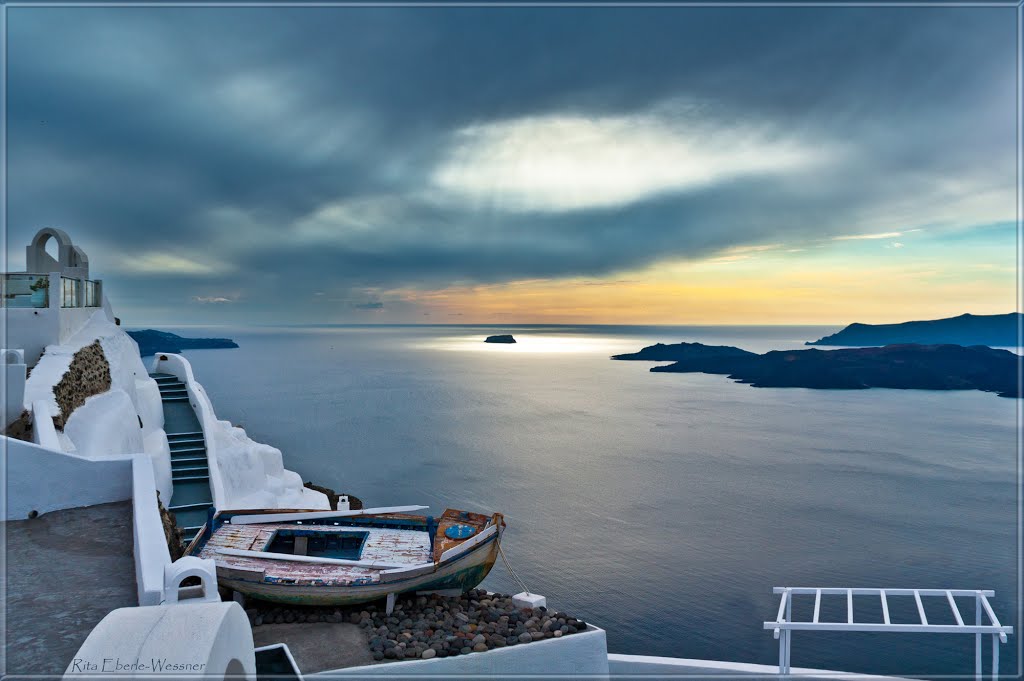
xmin=184 ymin=506 xmax=505 ymax=607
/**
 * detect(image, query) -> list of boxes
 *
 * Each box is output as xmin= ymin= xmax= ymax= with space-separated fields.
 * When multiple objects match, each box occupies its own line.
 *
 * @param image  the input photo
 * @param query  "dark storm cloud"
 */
xmin=6 ymin=6 xmax=1016 ymax=321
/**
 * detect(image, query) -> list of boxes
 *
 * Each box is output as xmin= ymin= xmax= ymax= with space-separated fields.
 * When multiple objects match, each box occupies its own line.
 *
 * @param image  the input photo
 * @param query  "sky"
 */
xmin=5 ymin=6 xmax=1019 ymax=325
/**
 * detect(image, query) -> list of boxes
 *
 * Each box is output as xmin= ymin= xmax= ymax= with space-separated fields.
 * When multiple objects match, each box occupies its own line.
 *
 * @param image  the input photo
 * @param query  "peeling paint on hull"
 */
xmin=220 ymin=537 xmax=500 ymax=607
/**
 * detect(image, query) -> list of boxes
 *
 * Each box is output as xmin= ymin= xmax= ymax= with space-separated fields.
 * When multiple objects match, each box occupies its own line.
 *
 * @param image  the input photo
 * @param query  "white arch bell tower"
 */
xmin=26 ymin=227 xmax=90 ymax=280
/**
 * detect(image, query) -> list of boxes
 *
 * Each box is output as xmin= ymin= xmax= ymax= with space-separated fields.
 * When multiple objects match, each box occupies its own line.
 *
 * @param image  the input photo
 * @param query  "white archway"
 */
xmin=26 ymin=228 xmax=89 ymax=279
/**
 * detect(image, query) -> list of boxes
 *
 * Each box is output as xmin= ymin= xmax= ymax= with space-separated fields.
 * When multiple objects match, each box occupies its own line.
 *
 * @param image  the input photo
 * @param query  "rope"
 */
xmin=497 ymin=541 xmax=532 ymax=596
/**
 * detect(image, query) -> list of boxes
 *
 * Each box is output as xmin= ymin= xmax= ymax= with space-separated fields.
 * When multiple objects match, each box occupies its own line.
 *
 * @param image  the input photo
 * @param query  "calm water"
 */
xmin=164 ymin=325 xmax=1018 ymax=677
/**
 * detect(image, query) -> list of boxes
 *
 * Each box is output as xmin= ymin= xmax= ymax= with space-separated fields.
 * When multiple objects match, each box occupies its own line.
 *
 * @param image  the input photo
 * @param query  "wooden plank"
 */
xmin=762 ymin=622 xmax=1011 ymax=634
xmin=946 ymin=590 xmax=965 ymax=626
xmin=217 ymin=547 xmax=421 ymax=570
xmin=229 ymin=506 xmax=429 ymax=525
xmin=772 ymin=587 xmax=995 ymax=597
xmin=775 ymin=590 xmax=789 ymax=624
xmin=219 ymin=564 xmax=266 ymax=581
xmin=914 ymin=590 xmax=929 ymax=625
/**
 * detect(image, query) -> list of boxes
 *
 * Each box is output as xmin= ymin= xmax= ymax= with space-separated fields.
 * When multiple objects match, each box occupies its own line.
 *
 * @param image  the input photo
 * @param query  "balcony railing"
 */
xmin=765 ymin=586 xmax=1013 ymax=679
xmin=2 ymin=274 xmax=49 ymax=308
xmin=0 ymin=274 xmax=101 ymax=309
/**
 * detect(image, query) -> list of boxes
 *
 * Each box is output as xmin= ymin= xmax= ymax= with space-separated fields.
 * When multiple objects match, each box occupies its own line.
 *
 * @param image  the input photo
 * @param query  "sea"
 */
xmin=162 ymin=324 xmax=1019 ymax=678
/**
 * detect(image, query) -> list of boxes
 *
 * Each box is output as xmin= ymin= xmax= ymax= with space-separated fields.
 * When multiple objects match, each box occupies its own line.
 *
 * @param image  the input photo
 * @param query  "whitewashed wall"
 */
xmin=607 ymin=655 xmax=912 ymax=679
xmin=2 ymin=436 xmax=132 ymax=519
xmin=0 ymin=307 xmax=58 ymax=366
xmin=151 ymin=354 xmax=327 ymax=511
xmin=132 ymin=454 xmax=172 ymax=606
xmin=321 ymin=626 xmax=609 ymax=677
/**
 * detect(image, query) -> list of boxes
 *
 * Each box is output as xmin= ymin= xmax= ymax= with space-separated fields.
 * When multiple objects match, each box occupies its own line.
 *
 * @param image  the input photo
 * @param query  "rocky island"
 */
xmin=807 ymin=312 xmax=1022 ymax=347
xmin=613 ymin=342 xmax=1020 ymax=397
xmin=485 ymin=334 xmax=517 ymax=344
xmin=127 ymin=329 xmax=239 ymax=357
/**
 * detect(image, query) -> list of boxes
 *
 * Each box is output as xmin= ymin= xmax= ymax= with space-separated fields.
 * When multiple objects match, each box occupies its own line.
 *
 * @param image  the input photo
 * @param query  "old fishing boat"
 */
xmin=184 ymin=505 xmax=505 ymax=607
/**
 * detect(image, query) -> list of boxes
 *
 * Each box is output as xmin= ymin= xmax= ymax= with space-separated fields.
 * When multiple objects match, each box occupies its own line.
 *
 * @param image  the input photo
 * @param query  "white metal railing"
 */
xmin=765 ymin=587 xmax=1013 ymax=678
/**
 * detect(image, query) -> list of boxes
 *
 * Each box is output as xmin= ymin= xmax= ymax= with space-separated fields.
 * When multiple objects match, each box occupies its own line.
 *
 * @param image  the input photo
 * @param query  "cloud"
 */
xmin=432 ymin=107 xmax=832 ymax=212
xmin=353 ymin=301 xmax=384 ymax=310
xmin=192 ymin=295 xmax=235 ymax=304
xmin=5 ymin=7 xmax=1016 ymax=322
xmin=834 ymin=231 xmax=906 ymax=241
xmin=112 ymin=253 xmax=232 ymax=276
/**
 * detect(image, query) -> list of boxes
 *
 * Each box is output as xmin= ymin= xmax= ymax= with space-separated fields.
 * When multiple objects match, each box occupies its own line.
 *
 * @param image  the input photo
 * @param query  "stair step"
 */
xmin=172 ymin=473 xmax=210 ymax=483
xmin=167 ymin=431 xmax=203 ymax=440
xmin=169 ymin=480 xmax=213 ymax=507
xmin=163 ymin=396 xmax=190 ymax=403
xmin=171 ymin=450 xmax=206 ymax=459
xmin=173 ymin=464 xmax=209 ymax=473
xmin=150 ymin=373 xmax=176 ymax=379
xmin=172 ymin=458 xmax=208 ymax=469
xmin=169 ymin=502 xmax=211 ymax=512
xmin=170 ymin=446 xmax=206 ymax=456
xmin=160 ymin=388 xmax=188 ymax=396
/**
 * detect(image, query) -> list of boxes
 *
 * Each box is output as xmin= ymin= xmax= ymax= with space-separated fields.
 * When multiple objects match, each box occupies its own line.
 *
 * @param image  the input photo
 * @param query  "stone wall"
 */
xmin=5 ymin=410 xmax=33 ymax=442
xmin=157 ymin=493 xmax=186 ymax=561
xmin=51 ymin=340 xmax=111 ymax=429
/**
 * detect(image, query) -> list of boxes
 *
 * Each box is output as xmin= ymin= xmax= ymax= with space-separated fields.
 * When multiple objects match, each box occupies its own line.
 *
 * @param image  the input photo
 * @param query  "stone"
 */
xmin=471 ymin=634 xmax=486 ymax=646
xmin=473 ymin=642 xmax=488 ymax=653
xmin=518 ymin=632 xmax=532 ymax=644
xmin=421 ymin=648 xmax=436 ymax=659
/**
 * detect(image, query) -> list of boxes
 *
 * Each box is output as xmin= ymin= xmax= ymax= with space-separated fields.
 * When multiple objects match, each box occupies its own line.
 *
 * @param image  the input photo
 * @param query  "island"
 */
xmin=484 ymin=334 xmax=517 ymax=344
xmin=807 ymin=312 xmax=1022 ymax=347
xmin=613 ymin=342 xmax=1020 ymax=397
xmin=127 ymin=329 xmax=239 ymax=357
xmin=612 ymin=341 xmax=754 ymax=362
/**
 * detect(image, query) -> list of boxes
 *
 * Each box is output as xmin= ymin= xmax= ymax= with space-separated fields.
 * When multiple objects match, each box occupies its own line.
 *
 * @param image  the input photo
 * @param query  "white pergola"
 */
xmin=764 ymin=587 xmax=1013 ymax=678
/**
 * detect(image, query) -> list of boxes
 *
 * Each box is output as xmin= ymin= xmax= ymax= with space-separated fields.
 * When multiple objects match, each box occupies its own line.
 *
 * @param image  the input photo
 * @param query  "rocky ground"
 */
xmin=245 ymin=589 xmax=587 ymax=663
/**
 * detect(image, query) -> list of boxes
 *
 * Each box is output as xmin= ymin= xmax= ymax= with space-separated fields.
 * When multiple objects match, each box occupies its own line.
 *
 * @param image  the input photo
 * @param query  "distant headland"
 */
xmin=807 ymin=313 xmax=1021 ymax=347
xmin=613 ymin=342 xmax=1020 ymax=398
xmin=127 ymin=329 xmax=239 ymax=357
xmin=485 ymin=334 xmax=517 ymax=344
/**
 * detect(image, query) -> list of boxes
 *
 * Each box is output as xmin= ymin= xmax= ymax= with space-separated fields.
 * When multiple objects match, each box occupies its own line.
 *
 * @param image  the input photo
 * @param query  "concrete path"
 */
xmin=252 ymin=623 xmax=374 ymax=673
xmin=4 ymin=501 xmax=137 ymax=678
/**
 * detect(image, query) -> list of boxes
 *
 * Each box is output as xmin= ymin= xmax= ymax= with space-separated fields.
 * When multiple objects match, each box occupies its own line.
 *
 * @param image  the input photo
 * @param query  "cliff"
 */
xmin=807 ymin=313 xmax=1022 ymax=347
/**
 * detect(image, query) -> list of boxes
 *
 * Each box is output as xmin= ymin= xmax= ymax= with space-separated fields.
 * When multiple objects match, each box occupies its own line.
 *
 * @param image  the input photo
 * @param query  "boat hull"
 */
xmin=217 ymin=532 xmax=501 ymax=607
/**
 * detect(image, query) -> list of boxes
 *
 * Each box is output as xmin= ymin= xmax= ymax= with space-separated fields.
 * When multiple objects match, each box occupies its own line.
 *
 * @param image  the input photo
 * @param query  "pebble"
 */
xmin=241 ymin=589 xmax=586 ymax=663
